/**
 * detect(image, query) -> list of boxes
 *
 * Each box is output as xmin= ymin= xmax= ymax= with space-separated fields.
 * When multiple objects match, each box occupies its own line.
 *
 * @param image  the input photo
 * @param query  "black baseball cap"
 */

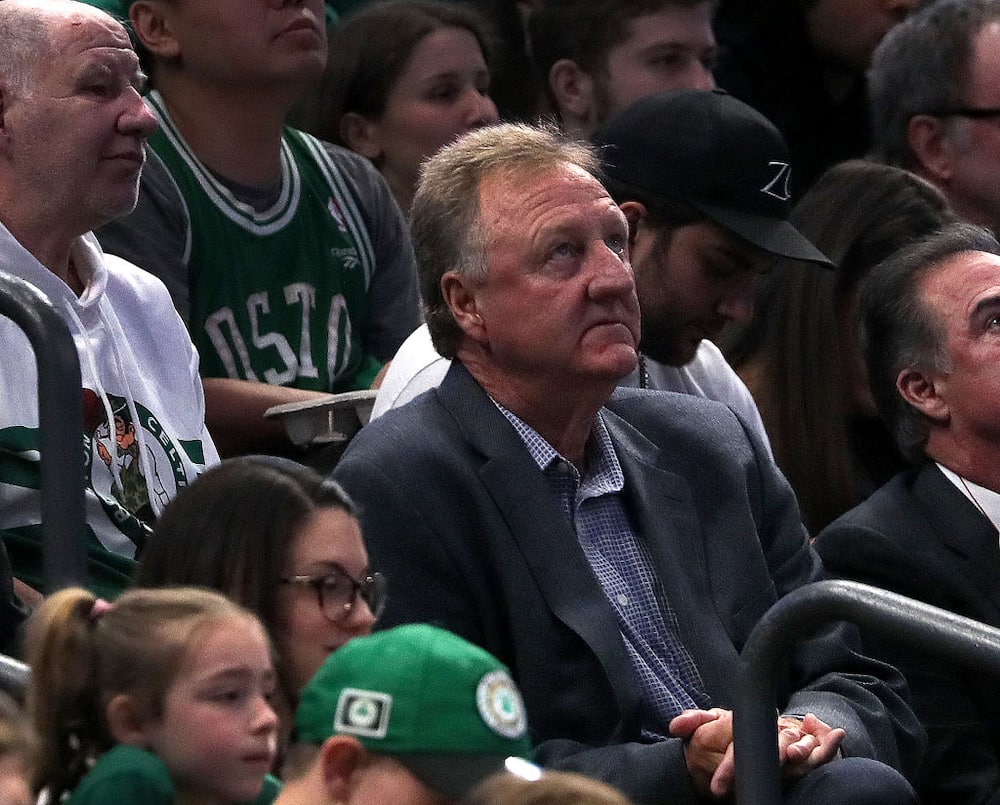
xmin=593 ymin=88 xmax=832 ymax=267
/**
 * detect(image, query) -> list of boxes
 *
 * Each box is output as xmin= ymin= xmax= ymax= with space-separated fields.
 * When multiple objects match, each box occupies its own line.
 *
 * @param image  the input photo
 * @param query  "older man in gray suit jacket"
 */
xmin=333 ymin=122 xmax=922 ymax=805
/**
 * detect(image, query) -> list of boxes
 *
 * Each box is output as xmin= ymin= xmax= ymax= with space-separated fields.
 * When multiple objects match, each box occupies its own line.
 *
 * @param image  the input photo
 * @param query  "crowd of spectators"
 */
xmin=4 ymin=0 xmax=1000 ymax=803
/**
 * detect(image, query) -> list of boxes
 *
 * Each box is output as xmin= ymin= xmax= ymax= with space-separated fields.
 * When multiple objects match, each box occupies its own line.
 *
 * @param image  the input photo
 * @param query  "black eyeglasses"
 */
xmin=926 ymin=106 xmax=1000 ymax=120
xmin=280 ymin=567 xmax=387 ymax=623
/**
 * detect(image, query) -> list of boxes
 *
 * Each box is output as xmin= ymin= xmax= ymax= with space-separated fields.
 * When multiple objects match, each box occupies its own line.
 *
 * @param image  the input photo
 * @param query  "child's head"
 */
xmin=26 ymin=586 xmax=278 ymax=803
xmin=461 ymin=767 xmax=635 ymax=805
xmin=283 ymin=624 xmax=532 ymax=802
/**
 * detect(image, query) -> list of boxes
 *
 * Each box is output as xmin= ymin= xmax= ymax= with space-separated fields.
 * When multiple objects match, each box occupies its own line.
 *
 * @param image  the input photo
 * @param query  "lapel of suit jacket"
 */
xmin=600 ymin=408 xmax=729 ymax=688
xmin=915 ymin=463 xmax=1000 ymax=613
xmin=437 ymin=363 xmax=643 ymax=720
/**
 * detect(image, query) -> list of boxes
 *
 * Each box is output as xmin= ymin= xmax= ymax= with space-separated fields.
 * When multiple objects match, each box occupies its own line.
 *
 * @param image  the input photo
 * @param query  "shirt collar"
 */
xmin=937 ymin=463 xmax=1000 ymax=531
xmin=492 ymin=400 xmax=624 ymax=493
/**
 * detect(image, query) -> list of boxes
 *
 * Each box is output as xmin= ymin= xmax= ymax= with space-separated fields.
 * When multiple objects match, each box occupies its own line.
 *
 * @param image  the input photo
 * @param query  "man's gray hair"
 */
xmin=0 ymin=3 xmax=52 ymax=98
xmin=410 ymin=122 xmax=601 ymax=358
xmin=861 ymin=222 xmax=1000 ymax=461
xmin=869 ymin=0 xmax=1000 ymax=169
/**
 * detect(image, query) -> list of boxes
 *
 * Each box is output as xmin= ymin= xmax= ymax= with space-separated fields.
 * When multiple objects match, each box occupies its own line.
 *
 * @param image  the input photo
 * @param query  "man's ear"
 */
xmin=618 ymin=201 xmax=646 ymax=253
xmin=318 ymin=736 xmax=365 ymax=798
xmin=548 ymin=58 xmax=595 ymax=131
xmin=897 ymin=366 xmax=950 ymax=424
xmin=440 ymin=271 xmax=488 ymax=345
xmin=130 ymin=0 xmax=181 ymax=60
xmin=339 ymin=112 xmax=383 ymax=161
xmin=105 ymin=694 xmax=150 ymax=747
xmin=907 ymin=114 xmax=955 ymax=183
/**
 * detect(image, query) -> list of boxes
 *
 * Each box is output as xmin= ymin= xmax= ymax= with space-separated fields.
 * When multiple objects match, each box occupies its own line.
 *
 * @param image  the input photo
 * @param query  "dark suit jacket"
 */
xmin=334 ymin=363 xmax=923 ymax=804
xmin=816 ymin=463 xmax=1000 ymax=805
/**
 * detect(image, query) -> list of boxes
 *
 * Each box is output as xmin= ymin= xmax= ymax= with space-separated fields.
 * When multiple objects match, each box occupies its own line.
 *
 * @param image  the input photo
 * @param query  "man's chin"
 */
xmin=576 ymin=345 xmax=639 ymax=385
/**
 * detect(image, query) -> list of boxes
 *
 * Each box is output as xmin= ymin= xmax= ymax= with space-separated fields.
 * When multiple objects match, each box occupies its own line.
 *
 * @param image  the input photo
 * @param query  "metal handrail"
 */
xmin=0 ymin=653 xmax=29 ymax=699
xmin=0 ymin=269 xmax=87 ymax=590
xmin=734 ymin=579 xmax=1000 ymax=804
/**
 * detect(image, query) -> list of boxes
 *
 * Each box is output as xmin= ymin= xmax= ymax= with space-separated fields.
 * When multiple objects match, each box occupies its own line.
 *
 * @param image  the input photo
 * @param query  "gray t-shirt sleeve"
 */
xmin=93 ymin=148 xmax=192 ymax=324
xmin=323 ymin=142 xmax=422 ymax=361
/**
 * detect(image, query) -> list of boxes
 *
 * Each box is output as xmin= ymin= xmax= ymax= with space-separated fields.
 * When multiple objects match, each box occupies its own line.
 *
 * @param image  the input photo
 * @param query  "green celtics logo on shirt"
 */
xmin=82 ymin=390 xmax=191 ymax=546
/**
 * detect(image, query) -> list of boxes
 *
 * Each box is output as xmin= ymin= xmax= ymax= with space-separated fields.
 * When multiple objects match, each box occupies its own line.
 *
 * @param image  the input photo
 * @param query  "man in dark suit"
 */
xmin=333 ymin=123 xmax=921 ymax=804
xmin=816 ymin=222 xmax=1000 ymax=804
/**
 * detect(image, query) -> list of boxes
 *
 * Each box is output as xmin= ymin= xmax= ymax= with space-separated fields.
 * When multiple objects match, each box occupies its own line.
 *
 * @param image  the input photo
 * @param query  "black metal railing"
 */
xmin=0 ymin=269 xmax=87 ymax=590
xmin=735 ymin=579 xmax=1000 ymax=803
xmin=0 ymin=653 xmax=28 ymax=698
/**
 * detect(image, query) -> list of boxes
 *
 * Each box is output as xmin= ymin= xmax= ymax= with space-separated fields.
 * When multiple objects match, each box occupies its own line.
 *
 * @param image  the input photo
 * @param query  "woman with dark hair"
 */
xmin=720 ymin=159 xmax=957 ymax=532
xmin=295 ymin=0 xmax=499 ymax=212
xmin=134 ymin=456 xmax=384 ymax=733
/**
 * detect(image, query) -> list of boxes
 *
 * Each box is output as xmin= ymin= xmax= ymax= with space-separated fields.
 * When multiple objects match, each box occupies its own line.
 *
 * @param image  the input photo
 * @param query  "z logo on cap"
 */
xmin=761 ymin=161 xmax=792 ymax=201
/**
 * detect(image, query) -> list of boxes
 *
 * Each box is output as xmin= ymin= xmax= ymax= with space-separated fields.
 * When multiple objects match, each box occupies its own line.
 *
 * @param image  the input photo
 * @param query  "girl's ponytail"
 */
xmin=25 ymin=587 xmax=109 ymax=799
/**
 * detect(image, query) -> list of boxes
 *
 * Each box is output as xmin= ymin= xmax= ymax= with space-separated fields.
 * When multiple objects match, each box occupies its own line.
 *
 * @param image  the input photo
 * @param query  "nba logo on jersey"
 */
xmin=327 ymin=197 xmax=347 ymax=232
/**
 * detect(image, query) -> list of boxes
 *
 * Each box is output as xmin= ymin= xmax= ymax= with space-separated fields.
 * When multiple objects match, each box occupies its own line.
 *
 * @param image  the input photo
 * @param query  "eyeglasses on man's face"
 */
xmin=280 ymin=567 xmax=387 ymax=623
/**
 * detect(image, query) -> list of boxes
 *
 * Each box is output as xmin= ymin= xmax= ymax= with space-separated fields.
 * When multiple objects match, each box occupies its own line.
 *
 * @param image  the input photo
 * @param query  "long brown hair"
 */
xmin=135 ymin=456 xmax=357 ymax=705
xmin=720 ymin=159 xmax=956 ymax=531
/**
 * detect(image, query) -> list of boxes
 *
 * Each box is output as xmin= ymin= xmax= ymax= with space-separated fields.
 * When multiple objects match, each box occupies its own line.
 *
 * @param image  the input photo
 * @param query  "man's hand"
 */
xmin=670 ymin=708 xmax=734 ymax=798
xmin=670 ymin=709 xmax=846 ymax=799
xmin=777 ymin=713 xmax=845 ymax=780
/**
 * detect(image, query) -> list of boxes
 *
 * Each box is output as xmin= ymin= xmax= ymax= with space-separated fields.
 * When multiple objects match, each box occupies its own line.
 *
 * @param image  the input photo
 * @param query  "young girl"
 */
xmin=26 ymin=586 xmax=280 ymax=804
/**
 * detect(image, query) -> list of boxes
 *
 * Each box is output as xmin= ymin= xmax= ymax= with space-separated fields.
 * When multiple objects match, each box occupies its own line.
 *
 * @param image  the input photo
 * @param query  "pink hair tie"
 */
xmin=89 ymin=598 xmax=112 ymax=622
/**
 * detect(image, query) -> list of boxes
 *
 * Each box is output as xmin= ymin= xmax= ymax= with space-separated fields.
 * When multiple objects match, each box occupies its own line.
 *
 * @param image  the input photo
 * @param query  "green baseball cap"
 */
xmin=294 ymin=624 xmax=532 ymax=798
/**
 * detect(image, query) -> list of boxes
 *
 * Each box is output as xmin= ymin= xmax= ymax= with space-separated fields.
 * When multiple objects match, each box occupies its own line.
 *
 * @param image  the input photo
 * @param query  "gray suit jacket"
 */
xmin=333 ymin=362 xmax=923 ymax=804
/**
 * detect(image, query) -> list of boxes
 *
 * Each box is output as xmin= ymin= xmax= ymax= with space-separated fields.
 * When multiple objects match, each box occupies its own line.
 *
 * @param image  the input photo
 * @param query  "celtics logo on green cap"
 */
xmin=334 ymin=688 xmax=393 ymax=739
xmin=475 ymin=671 xmax=527 ymax=740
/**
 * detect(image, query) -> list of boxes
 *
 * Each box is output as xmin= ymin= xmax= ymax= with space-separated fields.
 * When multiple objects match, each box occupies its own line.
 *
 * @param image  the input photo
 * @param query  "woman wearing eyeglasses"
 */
xmin=132 ymin=455 xmax=385 ymax=760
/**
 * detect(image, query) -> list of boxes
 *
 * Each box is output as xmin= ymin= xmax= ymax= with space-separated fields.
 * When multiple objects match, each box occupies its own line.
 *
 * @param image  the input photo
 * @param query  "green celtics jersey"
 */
xmin=146 ymin=90 xmax=382 ymax=392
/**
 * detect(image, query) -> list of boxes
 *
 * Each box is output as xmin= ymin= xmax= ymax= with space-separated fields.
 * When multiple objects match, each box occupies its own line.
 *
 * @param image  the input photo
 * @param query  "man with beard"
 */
xmin=594 ymin=89 xmax=830 ymax=420
xmin=526 ymin=0 xmax=717 ymax=139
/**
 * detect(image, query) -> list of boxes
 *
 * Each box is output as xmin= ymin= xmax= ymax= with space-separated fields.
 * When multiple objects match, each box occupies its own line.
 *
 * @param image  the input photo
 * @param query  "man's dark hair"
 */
xmin=527 ymin=0 xmax=713 ymax=113
xmin=861 ymin=222 xmax=1000 ymax=460
xmin=599 ymin=174 xmax=706 ymax=230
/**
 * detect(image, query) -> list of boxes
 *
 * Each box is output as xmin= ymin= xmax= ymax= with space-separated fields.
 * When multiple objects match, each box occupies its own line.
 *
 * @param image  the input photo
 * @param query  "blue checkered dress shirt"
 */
xmin=495 ymin=402 xmax=711 ymax=738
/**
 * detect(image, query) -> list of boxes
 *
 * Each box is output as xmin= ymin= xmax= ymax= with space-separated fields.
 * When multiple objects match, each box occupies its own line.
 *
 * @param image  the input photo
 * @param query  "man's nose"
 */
xmin=716 ymin=275 xmax=756 ymax=324
xmin=119 ymin=91 xmax=157 ymax=139
xmin=683 ymin=60 xmax=716 ymax=91
xmin=588 ymin=243 xmax=637 ymax=303
xmin=463 ymin=87 xmax=499 ymax=130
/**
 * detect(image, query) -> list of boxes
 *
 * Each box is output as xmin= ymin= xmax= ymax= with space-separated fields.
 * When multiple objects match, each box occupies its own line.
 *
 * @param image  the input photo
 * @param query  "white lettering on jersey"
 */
xmin=205 ymin=307 xmax=260 ymax=382
xmin=248 ymin=292 xmax=299 ymax=386
xmin=285 ymin=283 xmax=320 ymax=380
xmin=327 ymin=293 xmax=350 ymax=383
